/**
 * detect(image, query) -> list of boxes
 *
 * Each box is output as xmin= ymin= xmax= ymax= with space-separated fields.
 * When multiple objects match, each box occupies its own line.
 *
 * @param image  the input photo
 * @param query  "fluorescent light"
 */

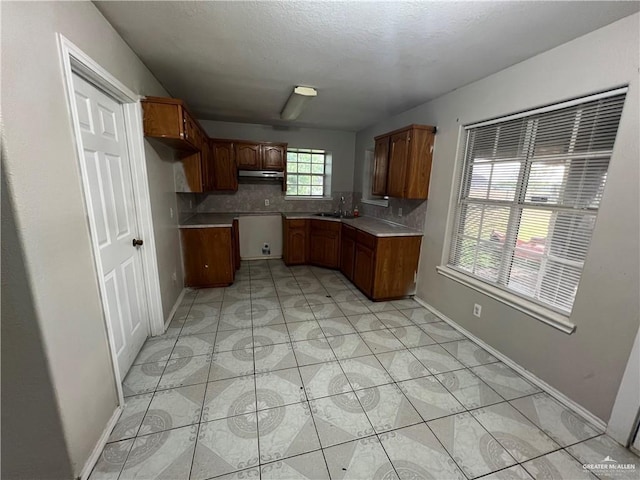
xmin=280 ymin=86 xmax=317 ymax=120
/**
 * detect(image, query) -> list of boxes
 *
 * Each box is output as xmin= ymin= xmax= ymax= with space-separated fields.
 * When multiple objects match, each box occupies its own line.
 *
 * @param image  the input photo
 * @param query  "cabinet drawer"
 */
xmin=310 ymin=219 xmax=341 ymax=233
xmin=287 ymin=219 xmax=307 ymax=229
xmin=356 ymin=230 xmax=377 ymax=250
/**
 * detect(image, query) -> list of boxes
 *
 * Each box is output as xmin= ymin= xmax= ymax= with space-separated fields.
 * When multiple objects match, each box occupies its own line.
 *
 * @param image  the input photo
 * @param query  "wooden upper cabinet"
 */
xmin=374 ymin=125 xmax=435 ymax=200
xmin=262 ymin=144 xmax=286 ymax=171
xmin=235 ymin=143 xmax=261 ymax=170
xmin=372 ymin=136 xmax=390 ymax=196
xmin=211 ymin=141 xmax=238 ymax=191
xmin=142 ymin=96 xmax=204 ymax=151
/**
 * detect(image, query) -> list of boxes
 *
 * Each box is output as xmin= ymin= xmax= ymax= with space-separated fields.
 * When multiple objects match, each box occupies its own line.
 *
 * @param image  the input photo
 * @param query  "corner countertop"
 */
xmin=180 ymin=212 xmax=423 ymax=238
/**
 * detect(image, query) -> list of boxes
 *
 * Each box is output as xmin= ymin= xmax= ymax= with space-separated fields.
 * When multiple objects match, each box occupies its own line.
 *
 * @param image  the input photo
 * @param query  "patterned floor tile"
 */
xmin=340 ymin=355 xmax=394 ymax=390
xmin=221 ymin=298 xmax=252 ymax=316
xmin=327 ymin=333 xmax=373 ymax=360
xmin=108 ymin=393 xmax=153 ymax=442
xmin=398 ymin=376 xmax=465 ymax=421
xmin=258 ymin=402 xmax=321 ymax=463
xmin=252 ymin=308 xmax=286 ymax=327
xmin=120 ymin=424 xmax=197 ymax=480
xmin=142 ymin=383 xmax=205 ymax=434
xmin=471 ymin=363 xmax=541 ymax=400
xmin=324 ymin=436 xmax=397 ymax=480
xmin=278 ymin=294 xmax=309 ymax=309
xmin=157 ymin=354 xmax=211 ymax=390
xmin=379 ymin=423 xmax=466 ymax=480
xmin=217 ymin=312 xmax=253 ymax=331
xmin=193 ymin=288 xmax=225 ymax=304
xmin=419 ymin=321 xmax=466 ymax=343
xmin=299 ymin=361 xmax=352 ymax=399
xmin=566 ymin=435 xmax=640 ymax=480
xmin=347 ymin=313 xmax=387 ymax=333
xmin=480 ymin=465 xmax=534 ymax=479
xmin=261 ymin=450 xmax=329 ymax=479
xmin=441 ymin=339 xmax=499 ymax=367
xmin=375 ymin=310 xmax=414 ymax=328
xmin=187 ymin=302 xmax=222 ymax=320
xmin=251 ymin=297 xmax=281 ymax=314
xmin=256 ymin=368 xmax=306 ymax=408
xmin=214 ymin=328 xmax=254 ymax=353
xmin=510 ymin=392 xmax=601 ymax=447
xmin=209 ymin=349 xmax=254 ymax=381
xmin=471 ymin=402 xmax=560 ymax=462
xmin=123 ymin=363 xmax=163 ymax=396
xmin=337 ymin=300 xmax=371 ymax=316
xmin=89 ymin=438 xmax=133 ymax=480
xmin=398 ymin=307 xmax=441 ymax=324
xmin=202 ymin=375 xmax=256 ymax=422
xmin=192 ymin=415 xmax=259 ymax=480
xmin=522 ymin=450 xmax=597 ymax=479
xmin=180 ymin=316 xmax=219 ymax=336
xmin=410 ymin=344 xmax=466 ymax=374
xmin=359 ymin=329 xmax=405 ymax=354
xmin=133 ymin=337 xmax=177 ymax=365
xmin=250 ymin=285 xmax=277 ymax=299
xmin=292 ymin=338 xmax=337 ymax=366
xmin=283 ymin=306 xmax=316 ymax=323
xmin=317 ymin=317 xmax=356 ymax=337
xmin=287 ymin=320 xmax=324 ymax=342
xmin=253 ymin=324 xmax=290 ymax=345
xmin=436 ymin=368 xmax=505 ymax=409
xmin=310 ymin=393 xmax=374 ymax=447
xmin=172 ymin=333 xmax=216 ymax=358
xmin=361 ymin=299 xmax=397 ymax=313
xmin=390 ymin=325 xmax=436 ymax=348
xmin=310 ymin=302 xmax=344 ymax=320
xmin=254 ymin=342 xmax=298 ymax=372
xmin=356 ymin=384 xmax=422 ymax=433
xmin=304 ymin=292 xmax=334 ymax=305
xmin=429 ymin=412 xmax=517 ymax=478
xmin=328 ymin=290 xmax=361 ymax=303
xmin=376 ymin=349 xmax=430 ymax=382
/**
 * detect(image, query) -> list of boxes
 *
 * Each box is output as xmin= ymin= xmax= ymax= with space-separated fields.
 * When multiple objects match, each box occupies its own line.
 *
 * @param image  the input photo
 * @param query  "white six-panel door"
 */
xmin=72 ymin=73 xmax=148 ymax=377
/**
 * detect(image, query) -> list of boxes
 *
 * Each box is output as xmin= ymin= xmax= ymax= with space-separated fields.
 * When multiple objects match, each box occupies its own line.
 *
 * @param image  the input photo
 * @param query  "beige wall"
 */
xmin=2 ymin=1 xmax=183 ymax=476
xmin=355 ymin=13 xmax=640 ymax=422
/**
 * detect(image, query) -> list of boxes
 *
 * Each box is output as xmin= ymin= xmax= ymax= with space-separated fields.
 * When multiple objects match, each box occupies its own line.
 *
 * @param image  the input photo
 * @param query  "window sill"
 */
xmin=284 ymin=196 xmax=333 ymax=201
xmin=435 ymin=265 xmax=576 ymax=334
xmin=361 ymin=198 xmax=389 ymax=207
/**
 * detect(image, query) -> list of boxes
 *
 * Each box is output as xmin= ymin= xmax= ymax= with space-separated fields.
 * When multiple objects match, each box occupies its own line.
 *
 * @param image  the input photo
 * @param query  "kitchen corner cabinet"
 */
xmin=309 ymin=220 xmax=341 ymax=268
xmin=283 ymin=219 xmax=308 ymax=266
xmin=373 ymin=125 xmax=436 ymax=200
xmin=211 ymin=140 xmax=238 ymax=191
xmin=181 ymin=227 xmax=235 ymax=287
xmin=142 ymin=96 xmax=203 ymax=151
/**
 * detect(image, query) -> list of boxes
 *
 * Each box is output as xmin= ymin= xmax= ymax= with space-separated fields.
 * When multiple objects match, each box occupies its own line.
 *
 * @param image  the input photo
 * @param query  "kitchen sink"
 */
xmin=313 ymin=212 xmax=355 ymax=219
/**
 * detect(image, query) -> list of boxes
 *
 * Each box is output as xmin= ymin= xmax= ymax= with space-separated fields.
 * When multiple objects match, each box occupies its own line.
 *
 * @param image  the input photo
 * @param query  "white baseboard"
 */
xmin=163 ymin=288 xmax=188 ymax=331
xmin=79 ymin=405 xmax=123 ymax=480
xmin=413 ymin=296 xmax=607 ymax=432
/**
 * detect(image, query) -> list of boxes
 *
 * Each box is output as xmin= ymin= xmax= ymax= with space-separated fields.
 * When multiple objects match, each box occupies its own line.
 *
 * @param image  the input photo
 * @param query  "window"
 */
xmin=286 ymin=149 xmax=331 ymax=197
xmin=446 ymin=89 xmax=626 ymax=317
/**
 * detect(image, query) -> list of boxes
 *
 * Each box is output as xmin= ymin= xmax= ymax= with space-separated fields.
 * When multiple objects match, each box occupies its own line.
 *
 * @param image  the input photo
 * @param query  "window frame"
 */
xmin=284 ymin=148 xmax=332 ymax=199
xmin=438 ymin=87 xmax=627 ymax=334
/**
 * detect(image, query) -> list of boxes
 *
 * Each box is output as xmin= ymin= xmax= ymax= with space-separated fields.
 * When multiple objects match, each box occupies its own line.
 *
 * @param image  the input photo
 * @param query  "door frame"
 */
xmin=58 ymin=35 xmax=165 ymax=404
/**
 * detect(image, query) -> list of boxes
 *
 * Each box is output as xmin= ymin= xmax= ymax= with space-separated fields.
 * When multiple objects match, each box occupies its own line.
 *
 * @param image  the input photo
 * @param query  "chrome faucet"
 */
xmin=338 ymin=195 xmax=345 ymax=217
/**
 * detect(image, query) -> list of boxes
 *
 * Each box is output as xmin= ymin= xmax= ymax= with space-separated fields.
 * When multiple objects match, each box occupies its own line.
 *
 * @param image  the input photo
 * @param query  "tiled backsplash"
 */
xmin=353 ymin=192 xmax=427 ymax=231
xmin=178 ymin=184 xmax=353 ymax=219
xmin=177 ymin=185 xmax=427 ymax=231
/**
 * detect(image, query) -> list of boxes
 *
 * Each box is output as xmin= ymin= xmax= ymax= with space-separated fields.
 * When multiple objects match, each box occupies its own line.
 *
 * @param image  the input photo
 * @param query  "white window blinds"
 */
xmin=448 ymin=89 xmax=626 ymax=315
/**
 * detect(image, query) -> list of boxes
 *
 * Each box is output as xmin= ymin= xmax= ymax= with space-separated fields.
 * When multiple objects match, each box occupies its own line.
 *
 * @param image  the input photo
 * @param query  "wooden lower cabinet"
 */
xmin=309 ymin=220 xmax=341 ymax=268
xmin=283 ymin=219 xmax=308 ymax=266
xmin=283 ymin=219 xmax=422 ymax=300
xmin=232 ymin=219 xmax=241 ymax=271
xmin=181 ymin=227 xmax=235 ymax=287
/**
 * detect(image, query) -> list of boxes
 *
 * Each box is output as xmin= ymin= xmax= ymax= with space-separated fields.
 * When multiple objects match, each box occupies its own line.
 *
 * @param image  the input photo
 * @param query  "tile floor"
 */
xmin=91 ymin=259 xmax=639 ymax=480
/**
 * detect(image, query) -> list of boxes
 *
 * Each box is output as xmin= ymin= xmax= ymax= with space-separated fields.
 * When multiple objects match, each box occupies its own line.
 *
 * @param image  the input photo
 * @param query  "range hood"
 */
xmin=238 ymin=170 xmax=284 ymax=179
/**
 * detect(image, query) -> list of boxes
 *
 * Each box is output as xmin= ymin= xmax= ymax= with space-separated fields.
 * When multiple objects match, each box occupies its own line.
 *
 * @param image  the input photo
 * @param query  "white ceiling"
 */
xmin=95 ymin=1 xmax=638 ymax=131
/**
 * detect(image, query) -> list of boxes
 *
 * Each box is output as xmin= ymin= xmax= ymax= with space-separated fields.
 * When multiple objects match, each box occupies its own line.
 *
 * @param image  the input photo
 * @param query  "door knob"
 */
xmin=132 ymin=238 xmax=144 ymax=247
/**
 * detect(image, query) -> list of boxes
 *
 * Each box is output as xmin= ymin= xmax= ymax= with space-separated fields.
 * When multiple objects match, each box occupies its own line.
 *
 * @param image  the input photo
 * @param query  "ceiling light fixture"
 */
xmin=280 ymin=86 xmax=317 ymax=121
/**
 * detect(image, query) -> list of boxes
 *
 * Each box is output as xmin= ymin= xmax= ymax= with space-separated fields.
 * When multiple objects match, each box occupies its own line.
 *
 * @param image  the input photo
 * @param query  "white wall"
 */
xmin=2 ymin=2 xmax=183 ymax=475
xmin=355 ymin=14 xmax=640 ymax=422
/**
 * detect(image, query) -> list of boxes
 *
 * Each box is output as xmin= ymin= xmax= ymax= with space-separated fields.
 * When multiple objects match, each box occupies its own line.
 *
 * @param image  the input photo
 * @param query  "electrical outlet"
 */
xmin=265 ymin=199 xmax=270 ymax=206
xmin=170 ymin=207 xmax=174 ymax=219
xmin=473 ymin=304 xmax=482 ymax=318
xmin=262 ymin=243 xmax=271 ymax=255
xmin=171 ymin=271 xmax=177 ymax=283
xmin=398 ymin=207 xmax=403 ymax=217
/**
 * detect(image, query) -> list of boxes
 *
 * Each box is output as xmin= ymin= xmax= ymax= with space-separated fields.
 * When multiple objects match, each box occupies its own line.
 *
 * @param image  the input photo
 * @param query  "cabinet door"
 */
xmin=387 ymin=130 xmax=411 ymax=198
xmin=181 ymin=228 xmax=234 ymax=287
xmin=354 ymin=244 xmax=375 ymax=297
xmin=289 ymin=228 xmax=308 ymax=265
xmin=212 ymin=141 xmax=238 ymax=191
xmin=179 ymin=151 xmax=204 ymax=193
xmin=142 ymin=101 xmax=184 ymax=140
xmin=183 ymin=112 xmax=199 ymax=149
xmin=404 ymin=128 xmax=434 ymax=199
xmin=262 ymin=144 xmax=286 ymax=171
xmin=201 ymin=140 xmax=214 ymax=191
xmin=235 ymin=143 xmax=261 ymax=170
xmin=372 ymin=136 xmax=390 ymax=196
xmin=340 ymin=232 xmax=356 ymax=281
